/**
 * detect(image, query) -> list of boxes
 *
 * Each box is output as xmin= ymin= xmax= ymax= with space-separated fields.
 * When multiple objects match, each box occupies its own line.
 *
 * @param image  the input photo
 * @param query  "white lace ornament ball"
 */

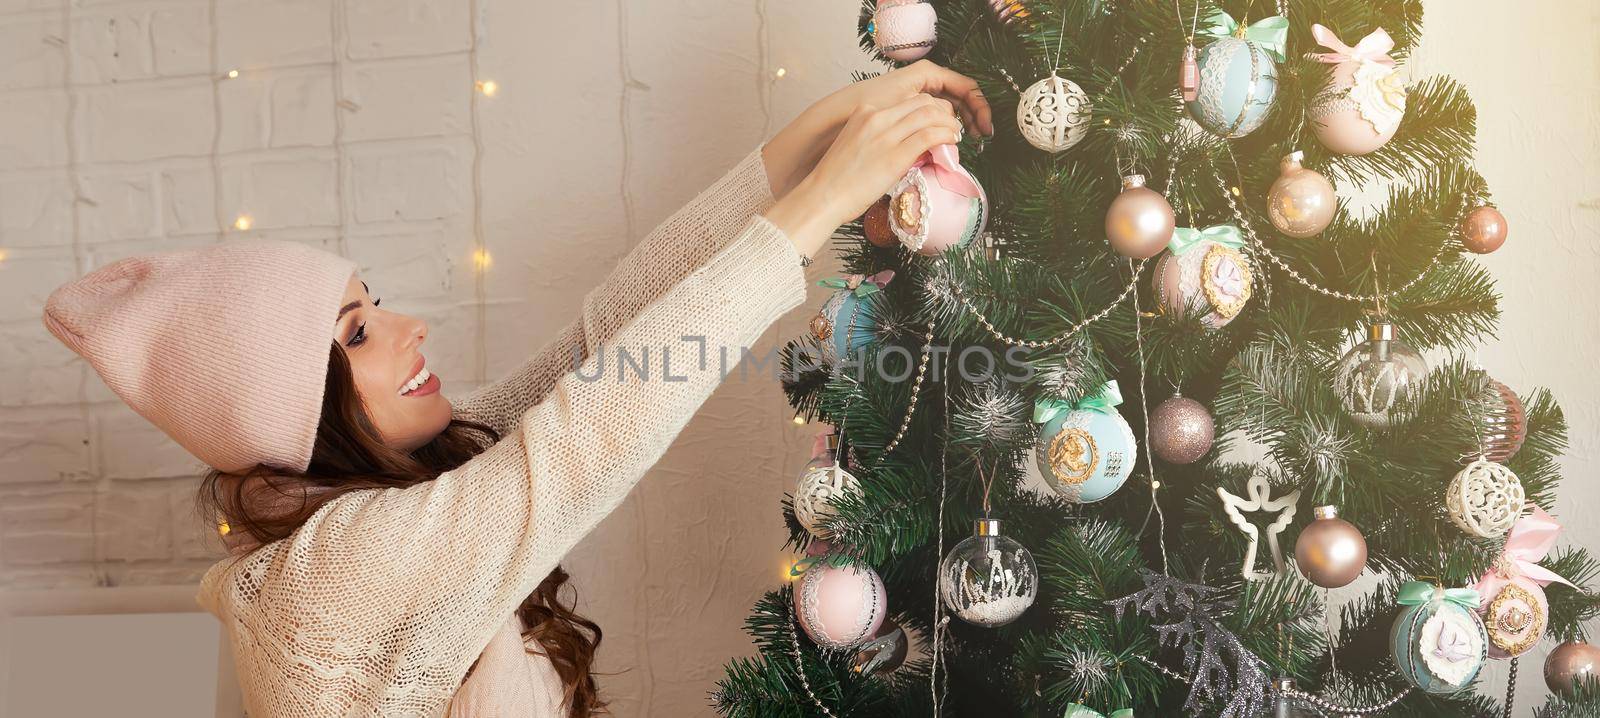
xmin=1016 ymin=73 xmax=1092 ymax=153
xmin=1445 ymin=457 xmax=1525 ymax=539
xmin=794 ymin=461 xmax=862 ymax=538
xmin=794 ymin=561 xmax=887 ymax=650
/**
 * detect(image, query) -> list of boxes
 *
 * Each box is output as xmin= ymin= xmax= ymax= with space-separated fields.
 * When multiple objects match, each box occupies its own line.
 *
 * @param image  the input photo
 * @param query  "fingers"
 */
xmin=909 ymin=61 xmax=994 ymax=136
xmin=887 ymin=100 xmax=961 ymax=148
xmin=888 ymin=125 xmax=960 ymax=177
xmin=867 ymin=93 xmax=954 ymax=134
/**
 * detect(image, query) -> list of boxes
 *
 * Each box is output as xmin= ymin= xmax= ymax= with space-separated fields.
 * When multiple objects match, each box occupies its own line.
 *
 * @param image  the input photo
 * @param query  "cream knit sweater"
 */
xmin=196 ymin=144 xmax=807 ymax=717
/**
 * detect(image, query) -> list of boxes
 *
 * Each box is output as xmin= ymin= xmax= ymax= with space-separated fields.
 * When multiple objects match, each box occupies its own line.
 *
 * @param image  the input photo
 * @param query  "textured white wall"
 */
xmin=0 ymin=0 xmax=1593 ymax=715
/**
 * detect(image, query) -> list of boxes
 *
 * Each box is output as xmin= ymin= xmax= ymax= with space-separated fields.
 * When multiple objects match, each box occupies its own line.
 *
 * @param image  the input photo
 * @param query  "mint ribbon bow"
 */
xmin=1033 ymin=381 xmax=1123 ymax=424
xmin=817 ymin=269 xmax=896 ymax=297
xmin=1397 ymin=581 xmax=1481 ymax=611
xmin=1169 ymin=224 xmax=1245 ymax=254
xmin=1199 ymin=10 xmax=1289 ymax=62
xmin=1064 ymin=705 xmax=1133 ymax=718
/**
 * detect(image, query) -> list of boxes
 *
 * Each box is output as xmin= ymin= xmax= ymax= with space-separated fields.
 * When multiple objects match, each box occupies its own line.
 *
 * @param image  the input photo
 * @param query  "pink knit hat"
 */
xmin=42 ymin=240 xmax=357 ymax=474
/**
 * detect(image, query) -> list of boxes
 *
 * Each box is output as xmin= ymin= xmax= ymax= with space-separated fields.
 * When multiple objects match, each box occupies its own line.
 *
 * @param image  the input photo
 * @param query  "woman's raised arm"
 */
xmin=450 ymin=142 xmax=784 ymax=436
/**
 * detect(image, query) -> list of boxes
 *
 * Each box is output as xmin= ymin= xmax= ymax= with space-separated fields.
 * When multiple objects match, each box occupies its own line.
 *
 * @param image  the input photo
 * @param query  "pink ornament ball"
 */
xmin=1311 ymin=60 xmax=1401 ymax=156
xmin=873 ymin=1 xmax=936 ymax=63
xmin=794 ymin=561 xmax=887 ymax=650
xmin=1481 ymin=575 xmax=1548 ymax=660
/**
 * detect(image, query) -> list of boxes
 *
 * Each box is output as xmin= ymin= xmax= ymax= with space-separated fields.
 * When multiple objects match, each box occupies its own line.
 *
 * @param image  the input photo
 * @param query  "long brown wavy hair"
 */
xmin=198 ymin=342 xmax=606 ymax=716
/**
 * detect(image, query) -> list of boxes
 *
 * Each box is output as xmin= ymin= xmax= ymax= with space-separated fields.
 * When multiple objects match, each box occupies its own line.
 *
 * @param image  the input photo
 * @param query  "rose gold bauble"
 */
xmin=1149 ymin=394 xmax=1214 ymax=464
xmin=1104 ymin=175 xmax=1174 ymax=259
xmin=1267 ymin=152 xmax=1337 ymax=238
xmin=1311 ymin=60 xmax=1400 ymax=156
xmin=862 ymin=197 xmax=897 ymax=248
xmin=1477 ymin=375 xmax=1527 ymax=464
xmin=1293 ymin=505 xmax=1367 ymax=588
xmin=1461 ymin=205 xmax=1508 ymax=254
xmin=1546 ymin=640 xmax=1600 ymax=695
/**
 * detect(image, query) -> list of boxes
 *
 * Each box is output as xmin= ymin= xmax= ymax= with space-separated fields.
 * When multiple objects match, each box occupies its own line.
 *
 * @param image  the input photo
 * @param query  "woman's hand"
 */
xmin=762 ymin=60 xmax=992 ymax=201
xmin=763 ymin=93 xmax=963 ymax=258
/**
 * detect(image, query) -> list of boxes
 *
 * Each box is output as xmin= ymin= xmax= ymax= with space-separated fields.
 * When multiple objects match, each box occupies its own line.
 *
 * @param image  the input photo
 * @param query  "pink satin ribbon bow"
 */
xmin=1310 ymin=24 xmax=1397 ymax=67
xmin=917 ymin=143 xmax=983 ymax=199
xmin=1474 ymin=506 xmax=1575 ymax=596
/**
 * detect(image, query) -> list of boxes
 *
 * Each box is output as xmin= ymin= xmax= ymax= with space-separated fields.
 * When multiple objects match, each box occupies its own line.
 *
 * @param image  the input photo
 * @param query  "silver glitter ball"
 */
xmin=1150 ymin=394 xmax=1214 ymax=464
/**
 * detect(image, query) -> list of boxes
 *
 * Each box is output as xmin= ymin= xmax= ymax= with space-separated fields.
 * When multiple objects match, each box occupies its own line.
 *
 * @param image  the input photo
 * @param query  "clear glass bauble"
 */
xmin=938 ymin=519 xmax=1037 ymax=627
xmin=1332 ymin=323 xmax=1427 ymax=428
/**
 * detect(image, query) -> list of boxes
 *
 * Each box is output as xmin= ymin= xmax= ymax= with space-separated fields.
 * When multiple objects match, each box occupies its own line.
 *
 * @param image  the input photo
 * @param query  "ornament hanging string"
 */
xmin=1171 ymin=0 xmax=1201 ymax=43
xmin=1048 ymin=0 xmax=1070 ymax=73
xmin=1130 ymin=257 xmax=1171 ymax=574
xmin=998 ymin=38 xmax=1144 ymax=105
xmin=929 ymin=357 xmax=953 ymax=716
xmin=1321 ymin=586 xmax=1341 ymax=688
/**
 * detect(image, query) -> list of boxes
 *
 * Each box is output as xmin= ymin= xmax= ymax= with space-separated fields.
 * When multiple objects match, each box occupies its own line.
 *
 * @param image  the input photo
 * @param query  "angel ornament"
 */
xmin=1216 ymin=474 xmax=1301 ymax=581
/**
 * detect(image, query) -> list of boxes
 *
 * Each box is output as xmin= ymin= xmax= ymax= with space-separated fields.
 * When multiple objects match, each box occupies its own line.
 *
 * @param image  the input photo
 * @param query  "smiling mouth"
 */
xmin=399 ymin=358 xmax=433 ymax=396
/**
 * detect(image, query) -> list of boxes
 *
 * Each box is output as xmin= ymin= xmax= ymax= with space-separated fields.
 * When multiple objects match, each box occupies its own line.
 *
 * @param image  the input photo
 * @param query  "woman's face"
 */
xmin=333 ymin=274 xmax=453 ymax=451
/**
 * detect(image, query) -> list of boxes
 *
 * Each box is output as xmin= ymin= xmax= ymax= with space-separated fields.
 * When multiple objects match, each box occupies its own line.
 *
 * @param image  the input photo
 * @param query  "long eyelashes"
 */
xmin=346 ymin=299 xmax=381 ymax=347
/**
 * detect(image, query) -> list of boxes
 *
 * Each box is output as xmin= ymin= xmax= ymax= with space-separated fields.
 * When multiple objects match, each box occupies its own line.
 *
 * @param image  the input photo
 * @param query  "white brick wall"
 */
xmin=0 ymin=0 xmax=491 ymax=592
xmin=3 ymin=0 xmax=1592 ymax=715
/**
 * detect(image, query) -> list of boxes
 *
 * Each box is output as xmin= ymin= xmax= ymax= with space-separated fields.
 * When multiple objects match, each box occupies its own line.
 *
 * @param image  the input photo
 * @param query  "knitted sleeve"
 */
xmin=450 ymin=144 xmax=779 ymax=436
xmin=201 ymin=213 xmax=807 ymax=717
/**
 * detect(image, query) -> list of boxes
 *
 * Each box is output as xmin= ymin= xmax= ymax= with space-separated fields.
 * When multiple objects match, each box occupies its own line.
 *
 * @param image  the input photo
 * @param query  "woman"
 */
xmin=41 ymin=61 xmax=991 ymax=717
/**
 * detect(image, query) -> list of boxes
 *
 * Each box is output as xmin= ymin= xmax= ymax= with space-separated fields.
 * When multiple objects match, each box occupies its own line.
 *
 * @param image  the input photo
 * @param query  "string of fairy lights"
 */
xmin=194 ymin=3 xmax=503 ymax=386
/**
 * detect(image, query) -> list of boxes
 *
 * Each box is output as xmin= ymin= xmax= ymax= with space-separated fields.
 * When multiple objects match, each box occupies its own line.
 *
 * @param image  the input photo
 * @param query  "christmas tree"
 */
xmin=713 ymin=1 xmax=1600 ymax=715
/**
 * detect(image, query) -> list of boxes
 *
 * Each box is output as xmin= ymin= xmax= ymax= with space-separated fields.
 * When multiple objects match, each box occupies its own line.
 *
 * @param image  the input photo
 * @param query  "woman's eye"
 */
xmin=373 ymin=297 xmax=382 ymax=307
xmin=348 ymin=322 xmax=367 ymax=347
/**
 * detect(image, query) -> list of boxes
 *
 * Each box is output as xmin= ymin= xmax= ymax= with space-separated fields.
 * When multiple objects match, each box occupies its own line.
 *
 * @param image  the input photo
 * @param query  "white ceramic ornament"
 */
xmin=1216 ymin=473 xmax=1301 ymax=581
xmin=1016 ymin=73 xmax=1092 ymax=153
xmin=1446 ymin=457 xmax=1525 ymax=539
xmin=794 ymin=444 xmax=863 ymax=539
